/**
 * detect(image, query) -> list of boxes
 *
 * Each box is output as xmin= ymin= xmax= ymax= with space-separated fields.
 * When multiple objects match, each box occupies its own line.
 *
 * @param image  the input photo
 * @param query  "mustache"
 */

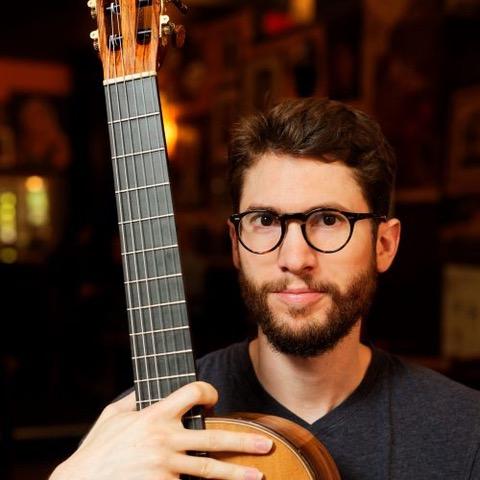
xmin=259 ymin=276 xmax=338 ymax=296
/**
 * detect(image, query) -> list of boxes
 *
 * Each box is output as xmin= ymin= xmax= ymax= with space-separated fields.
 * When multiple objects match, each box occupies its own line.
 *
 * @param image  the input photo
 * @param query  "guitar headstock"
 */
xmin=88 ymin=0 xmax=187 ymax=81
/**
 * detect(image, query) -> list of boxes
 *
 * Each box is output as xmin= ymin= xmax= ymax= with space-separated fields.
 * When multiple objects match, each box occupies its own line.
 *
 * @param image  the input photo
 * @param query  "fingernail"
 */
xmin=254 ymin=437 xmax=273 ymax=453
xmin=244 ymin=467 xmax=263 ymax=480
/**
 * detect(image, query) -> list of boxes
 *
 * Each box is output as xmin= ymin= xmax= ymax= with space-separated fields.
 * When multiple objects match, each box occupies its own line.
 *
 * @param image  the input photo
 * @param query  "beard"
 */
xmin=238 ymin=260 xmax=377 ymax=358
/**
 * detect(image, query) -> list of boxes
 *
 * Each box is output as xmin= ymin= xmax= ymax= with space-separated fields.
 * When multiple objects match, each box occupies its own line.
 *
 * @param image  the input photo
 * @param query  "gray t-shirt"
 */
xmin=197 ymin=341 xmax=480 ymax=480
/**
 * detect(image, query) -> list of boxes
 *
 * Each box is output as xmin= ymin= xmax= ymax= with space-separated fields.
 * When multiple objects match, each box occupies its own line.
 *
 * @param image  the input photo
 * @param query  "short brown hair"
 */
xmin=228 ymin=98 xmax=396 ymax=217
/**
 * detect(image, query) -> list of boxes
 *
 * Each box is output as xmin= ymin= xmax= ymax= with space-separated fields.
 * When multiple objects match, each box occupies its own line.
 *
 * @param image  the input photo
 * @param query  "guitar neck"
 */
xmin=104 ymin=74 xmax=201 ymax=426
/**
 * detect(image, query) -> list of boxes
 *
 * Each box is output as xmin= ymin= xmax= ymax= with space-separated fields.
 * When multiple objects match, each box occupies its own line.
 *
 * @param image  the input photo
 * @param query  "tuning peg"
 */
xmin=170 ymin=0 xmax=188 ymax=15
xmin=160 ymin=21 xmax=186 ymax=48
xmin=87 ymin=0 xmax=97 ymax=18
xmin=90 ymin=29 xmax=100 ymax=51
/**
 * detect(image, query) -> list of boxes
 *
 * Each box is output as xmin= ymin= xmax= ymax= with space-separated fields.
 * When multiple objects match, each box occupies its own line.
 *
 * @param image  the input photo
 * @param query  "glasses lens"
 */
xmin=305 ymin=210 xmax=351 ymax=252
xmin=239 ymin=211 xmax=282 ymax=253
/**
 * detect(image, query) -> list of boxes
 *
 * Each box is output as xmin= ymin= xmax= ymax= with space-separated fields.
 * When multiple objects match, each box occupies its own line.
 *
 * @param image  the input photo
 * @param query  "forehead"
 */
xmin=240 ymin=153 xmax=368 ymax=212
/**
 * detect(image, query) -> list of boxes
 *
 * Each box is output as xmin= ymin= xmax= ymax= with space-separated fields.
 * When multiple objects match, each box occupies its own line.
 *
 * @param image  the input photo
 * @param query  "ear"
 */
xmin=376 ymin=218 xmax=401 ymax=273
xmin=228 ymin=220 xmax=241 ymax=270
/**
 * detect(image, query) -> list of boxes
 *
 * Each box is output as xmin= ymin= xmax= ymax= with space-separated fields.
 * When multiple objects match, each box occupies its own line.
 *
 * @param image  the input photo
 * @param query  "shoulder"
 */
xmin=374 ymin=350 xmax=480 ymax=476
xmin=378 ymin=349 xmax=480 ymax=408
xmin=376 ymin=348 xmax=480 ymax=436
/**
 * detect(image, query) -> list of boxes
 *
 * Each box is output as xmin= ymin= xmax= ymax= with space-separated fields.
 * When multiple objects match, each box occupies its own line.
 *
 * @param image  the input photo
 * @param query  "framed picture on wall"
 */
xmin=448 ymin=85 xmax=480 ymax=195
xmin=442 ymin=263 xmax=480 ymax=359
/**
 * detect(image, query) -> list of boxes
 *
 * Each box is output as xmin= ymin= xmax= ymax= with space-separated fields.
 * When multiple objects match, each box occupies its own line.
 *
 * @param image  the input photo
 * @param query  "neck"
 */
xmin=249 ymin=323 xmax=371 ymax=424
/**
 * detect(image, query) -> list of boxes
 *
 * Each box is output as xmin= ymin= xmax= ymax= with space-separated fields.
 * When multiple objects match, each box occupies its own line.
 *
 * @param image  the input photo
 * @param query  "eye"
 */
xmin=309 ymin=211 xmax=345 ymax=228
xmin=322 ymin=214 xmax=337 ymax=226
xmin=259 ymin=213 xmax=274 ymax=226
xmin=246 ymin=211 xmax=278 ymax=228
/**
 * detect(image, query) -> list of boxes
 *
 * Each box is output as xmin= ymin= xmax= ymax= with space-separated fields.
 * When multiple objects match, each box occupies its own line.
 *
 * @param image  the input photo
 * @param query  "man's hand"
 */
xmin=49 ymin=382 xmax=272 ymax=480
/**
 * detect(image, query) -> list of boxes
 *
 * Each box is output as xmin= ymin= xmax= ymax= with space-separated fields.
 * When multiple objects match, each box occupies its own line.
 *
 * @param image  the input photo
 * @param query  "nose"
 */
xmin=277 ymin=222 xmax=317 ymax=274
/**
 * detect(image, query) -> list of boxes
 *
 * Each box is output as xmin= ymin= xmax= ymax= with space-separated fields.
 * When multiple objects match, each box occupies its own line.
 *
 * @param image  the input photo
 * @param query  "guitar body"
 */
xmin=207 ymin=414 xmax=340 ymax=479
xmin=89 ymin=1 xmax=341 ymax=477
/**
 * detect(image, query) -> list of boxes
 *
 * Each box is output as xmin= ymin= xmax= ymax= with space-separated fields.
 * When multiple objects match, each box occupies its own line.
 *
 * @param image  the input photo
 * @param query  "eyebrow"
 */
xmin=244 ymin=202 xmax=351 ymax=213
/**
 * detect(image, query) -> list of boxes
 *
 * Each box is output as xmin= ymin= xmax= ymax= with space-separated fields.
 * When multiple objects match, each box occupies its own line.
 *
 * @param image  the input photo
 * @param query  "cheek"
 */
xmin=327 ymin=229 xmax=375 ymax=279
xmin=238 ymin=250 xmax=275 ymax=285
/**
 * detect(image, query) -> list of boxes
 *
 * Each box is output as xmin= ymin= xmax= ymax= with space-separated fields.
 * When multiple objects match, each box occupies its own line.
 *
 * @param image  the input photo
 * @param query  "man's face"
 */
xmin=230 ymin=153 xmax=385 ymax=357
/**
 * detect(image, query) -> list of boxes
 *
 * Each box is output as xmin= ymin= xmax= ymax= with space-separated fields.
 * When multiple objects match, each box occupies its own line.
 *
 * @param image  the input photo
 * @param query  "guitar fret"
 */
xmin=103 ymin=71 xmax=157 ymax=85
xmin=135 ymin=404 xmax=201 ymax=418
xmin=136 ymin=398 xmax=163 ymax=404
xmin=125 ymin=273 xmax=182 ymax=285
xmin=108 ymin=111 xmax=160 ymax=125
xmin=112 ymin=147 xmax=165 ymax=160
xmin=129 ymin=326 xmax=189 ymax=336
xmin=115 ymin=182 xmax=170 ymax=194
xmin=118 ymin=213 xmax=174 ymax=225
xmin=134 ymin=372 xmax=196 ymax=383
xmin=127 ymin=299 xmax=186 ymax=311
xmin=122 ymin=244 xmax=178 ymax=255
xmin=132 ymin=349 xmax=192 ymax=360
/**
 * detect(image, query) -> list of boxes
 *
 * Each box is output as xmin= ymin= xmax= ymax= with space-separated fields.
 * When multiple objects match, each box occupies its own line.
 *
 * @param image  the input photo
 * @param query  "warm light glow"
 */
xmin=25 ymin=175 xmax=45 ymax=193
xmin=160 ymin=95 xmax=178 ymax=155
xmin=0 ymin=191 xmax=17 ymax=244
xmin=25 ymin=178 xmax=49 ymax=227
xmin=290 ymin=0 xmax=316 ymax=24
xmin=0 ymin=247 xmax=18 ymax=264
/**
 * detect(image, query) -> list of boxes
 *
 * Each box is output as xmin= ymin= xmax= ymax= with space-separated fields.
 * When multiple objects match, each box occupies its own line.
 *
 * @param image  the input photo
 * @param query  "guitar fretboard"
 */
xmin=104 ymin=74 xmax=202 ymax=430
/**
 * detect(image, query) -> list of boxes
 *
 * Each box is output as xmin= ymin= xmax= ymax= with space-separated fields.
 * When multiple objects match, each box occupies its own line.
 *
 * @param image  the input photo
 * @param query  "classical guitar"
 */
xmin=88 ymin=1 xmax=341 ymax=478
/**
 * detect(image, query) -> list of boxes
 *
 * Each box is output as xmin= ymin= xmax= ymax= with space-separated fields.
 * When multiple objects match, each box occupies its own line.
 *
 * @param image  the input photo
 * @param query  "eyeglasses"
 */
xmin=229 ymin=208 xmax=386 ymax=255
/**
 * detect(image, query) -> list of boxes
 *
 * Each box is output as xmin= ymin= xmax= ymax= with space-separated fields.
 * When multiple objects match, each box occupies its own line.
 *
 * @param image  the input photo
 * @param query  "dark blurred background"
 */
xmin=1 ymin=0 xmax=480 ymax=478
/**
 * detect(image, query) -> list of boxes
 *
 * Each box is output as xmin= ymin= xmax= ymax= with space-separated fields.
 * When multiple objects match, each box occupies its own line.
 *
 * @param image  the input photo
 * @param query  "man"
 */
xmin=50 ymin=99 xmax=480 ymax=479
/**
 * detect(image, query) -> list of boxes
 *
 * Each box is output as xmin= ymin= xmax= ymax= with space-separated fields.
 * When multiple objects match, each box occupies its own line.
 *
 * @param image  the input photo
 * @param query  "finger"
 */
xmin=170 ymin=453 xmax=264 ymax=480
xmin=172 ymin=429 xmax=273 ymax=454
xmin=146 ymin=382 xmax=218 ymax=419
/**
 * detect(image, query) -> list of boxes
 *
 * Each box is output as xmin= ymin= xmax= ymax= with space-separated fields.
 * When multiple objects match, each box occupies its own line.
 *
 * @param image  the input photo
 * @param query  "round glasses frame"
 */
xmin=229 ymin=208 xmax=387 ymax=255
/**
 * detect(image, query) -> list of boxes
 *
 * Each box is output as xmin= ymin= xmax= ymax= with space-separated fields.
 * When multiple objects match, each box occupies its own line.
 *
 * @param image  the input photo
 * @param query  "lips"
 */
xmin=272 ymin=288 xmax=325 ymax=306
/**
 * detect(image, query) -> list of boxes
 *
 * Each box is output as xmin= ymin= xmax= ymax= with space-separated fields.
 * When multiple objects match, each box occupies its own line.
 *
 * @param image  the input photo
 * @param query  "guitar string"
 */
xmin=135 ymin=71 xmax=176 ymax=397
xmin=105 ymin=2 xmax=143 ymax=407
xmin=152 ymin=0 xmax=184 ymax=406
xmin=126 ymin=2 xmax=164 ymax=405
xmin=113 ymin=1 xmax=154 ymax=406
xmin=118 ymin=3 xmax=164 ymax=406
xmin=159 ymin=2 xmax=201 ymax=434
xmin=157 ymin=0 xmax=184 ymax=409
xmin=155 ymin=2 xmax=199 ymax=429
xmin=136 ymin=0 xmax=194 ymax=410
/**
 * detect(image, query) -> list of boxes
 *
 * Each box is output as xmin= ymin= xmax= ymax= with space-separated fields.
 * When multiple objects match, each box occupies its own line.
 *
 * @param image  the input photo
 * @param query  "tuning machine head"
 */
xmin=90 ymin=29 xmax=99 ymax=51
xmin=87 ymin=0 xmax=97 ymax=19
xmin=161 ymin=20 xmax=186 ymax=48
